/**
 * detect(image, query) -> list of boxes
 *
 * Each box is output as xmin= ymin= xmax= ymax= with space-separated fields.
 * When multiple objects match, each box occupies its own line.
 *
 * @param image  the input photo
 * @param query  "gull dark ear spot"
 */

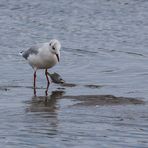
xmin=52 ymin=46 xmax=55 ymax=50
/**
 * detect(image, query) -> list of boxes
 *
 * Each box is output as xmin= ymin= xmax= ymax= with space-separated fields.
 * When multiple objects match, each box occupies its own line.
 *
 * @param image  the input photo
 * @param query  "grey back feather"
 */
xmin=22 ymin=45 xmax=39 ymax=59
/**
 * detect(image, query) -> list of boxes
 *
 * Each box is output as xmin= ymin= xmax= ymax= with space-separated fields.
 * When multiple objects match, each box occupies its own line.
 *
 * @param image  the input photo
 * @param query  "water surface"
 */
xmin=0 ymin=0 xmax=148 ymax=147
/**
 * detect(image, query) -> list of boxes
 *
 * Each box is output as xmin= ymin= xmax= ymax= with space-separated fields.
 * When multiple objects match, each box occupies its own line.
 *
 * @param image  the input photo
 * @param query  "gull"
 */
xmin=20 ymin=39 xmax=61 ymax=96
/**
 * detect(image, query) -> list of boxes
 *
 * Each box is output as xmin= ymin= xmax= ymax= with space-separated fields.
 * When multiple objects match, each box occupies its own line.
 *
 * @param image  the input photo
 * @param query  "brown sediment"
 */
xmin=60 ymin=83 xmax=104 ymax=88
xmin=62 ymin=95 xmax=145 ymax=106
xmin=61 ymin=83 xmax=77 ymax=87
xmin=0 ymin=86 xmax=10 ymax=91
xmin=84 ymin=84 xmax=103 ymax=89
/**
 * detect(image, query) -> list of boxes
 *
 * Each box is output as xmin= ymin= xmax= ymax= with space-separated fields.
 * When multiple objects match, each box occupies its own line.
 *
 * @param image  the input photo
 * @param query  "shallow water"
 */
xmin=0 ymin=0 xmax=148 ymax=147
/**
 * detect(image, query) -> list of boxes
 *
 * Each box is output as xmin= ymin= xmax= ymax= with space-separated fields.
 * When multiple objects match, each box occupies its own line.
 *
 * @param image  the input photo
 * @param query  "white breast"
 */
xmin=27 ymin=43 xmax=58 ymax=69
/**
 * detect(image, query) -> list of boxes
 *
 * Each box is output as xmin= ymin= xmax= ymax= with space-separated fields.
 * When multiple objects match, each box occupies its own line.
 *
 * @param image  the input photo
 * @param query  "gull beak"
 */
xmin=56 ymin=54 xmax=60 ymax=62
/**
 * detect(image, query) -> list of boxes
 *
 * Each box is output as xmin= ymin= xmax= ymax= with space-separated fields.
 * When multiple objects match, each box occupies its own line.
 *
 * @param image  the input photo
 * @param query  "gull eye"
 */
xmin=49 ymin=43 xmax=52 ymax=46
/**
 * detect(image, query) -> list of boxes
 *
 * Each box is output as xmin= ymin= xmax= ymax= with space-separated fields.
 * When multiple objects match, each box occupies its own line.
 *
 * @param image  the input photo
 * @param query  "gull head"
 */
xmin=49 ymin=39 xmax=61 ymax=62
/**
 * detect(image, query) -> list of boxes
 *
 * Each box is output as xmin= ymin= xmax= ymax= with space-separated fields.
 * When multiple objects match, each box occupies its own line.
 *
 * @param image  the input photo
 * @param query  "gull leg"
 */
xmin=45 ymin=69 xmax=50 ymax=96
xmin=33 ymin=70 xmax=37 ymax=96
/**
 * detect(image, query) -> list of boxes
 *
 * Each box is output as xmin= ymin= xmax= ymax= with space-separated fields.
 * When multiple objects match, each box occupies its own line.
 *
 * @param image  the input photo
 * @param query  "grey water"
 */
xmin=0 ymin=0 xmax=148 ymax=147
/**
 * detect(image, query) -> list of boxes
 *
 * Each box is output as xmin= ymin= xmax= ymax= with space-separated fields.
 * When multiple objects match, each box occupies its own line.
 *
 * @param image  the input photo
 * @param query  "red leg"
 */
xmin=45 ymin=69 xmax=50 ymax=96
xmin=33 ymin=71 xmax=36 ymax=96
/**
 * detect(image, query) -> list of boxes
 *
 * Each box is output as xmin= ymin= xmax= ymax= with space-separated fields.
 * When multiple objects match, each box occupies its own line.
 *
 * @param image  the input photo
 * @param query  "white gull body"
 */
xmin=20 ymin=39 xmax=61 ymax=95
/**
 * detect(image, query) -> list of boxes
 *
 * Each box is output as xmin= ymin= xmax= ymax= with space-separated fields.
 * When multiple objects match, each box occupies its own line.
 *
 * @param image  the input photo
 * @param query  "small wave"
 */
xmin=64 ymin=47 xmax=98 ymax=55
xmin=98 ymin=48 xmax=145 ymax=57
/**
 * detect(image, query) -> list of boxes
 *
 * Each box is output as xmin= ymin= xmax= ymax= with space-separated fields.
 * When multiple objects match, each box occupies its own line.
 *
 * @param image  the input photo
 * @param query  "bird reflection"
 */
xmin=26 ymin=90 xmax=65 ymax=113
xmin=24 ymin=90 xmax=65 ymax=138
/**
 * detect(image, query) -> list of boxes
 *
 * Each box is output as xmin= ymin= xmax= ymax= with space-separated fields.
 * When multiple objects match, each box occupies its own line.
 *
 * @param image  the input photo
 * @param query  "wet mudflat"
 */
xmin=0 ymin=0 xmax=148 ymax=147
